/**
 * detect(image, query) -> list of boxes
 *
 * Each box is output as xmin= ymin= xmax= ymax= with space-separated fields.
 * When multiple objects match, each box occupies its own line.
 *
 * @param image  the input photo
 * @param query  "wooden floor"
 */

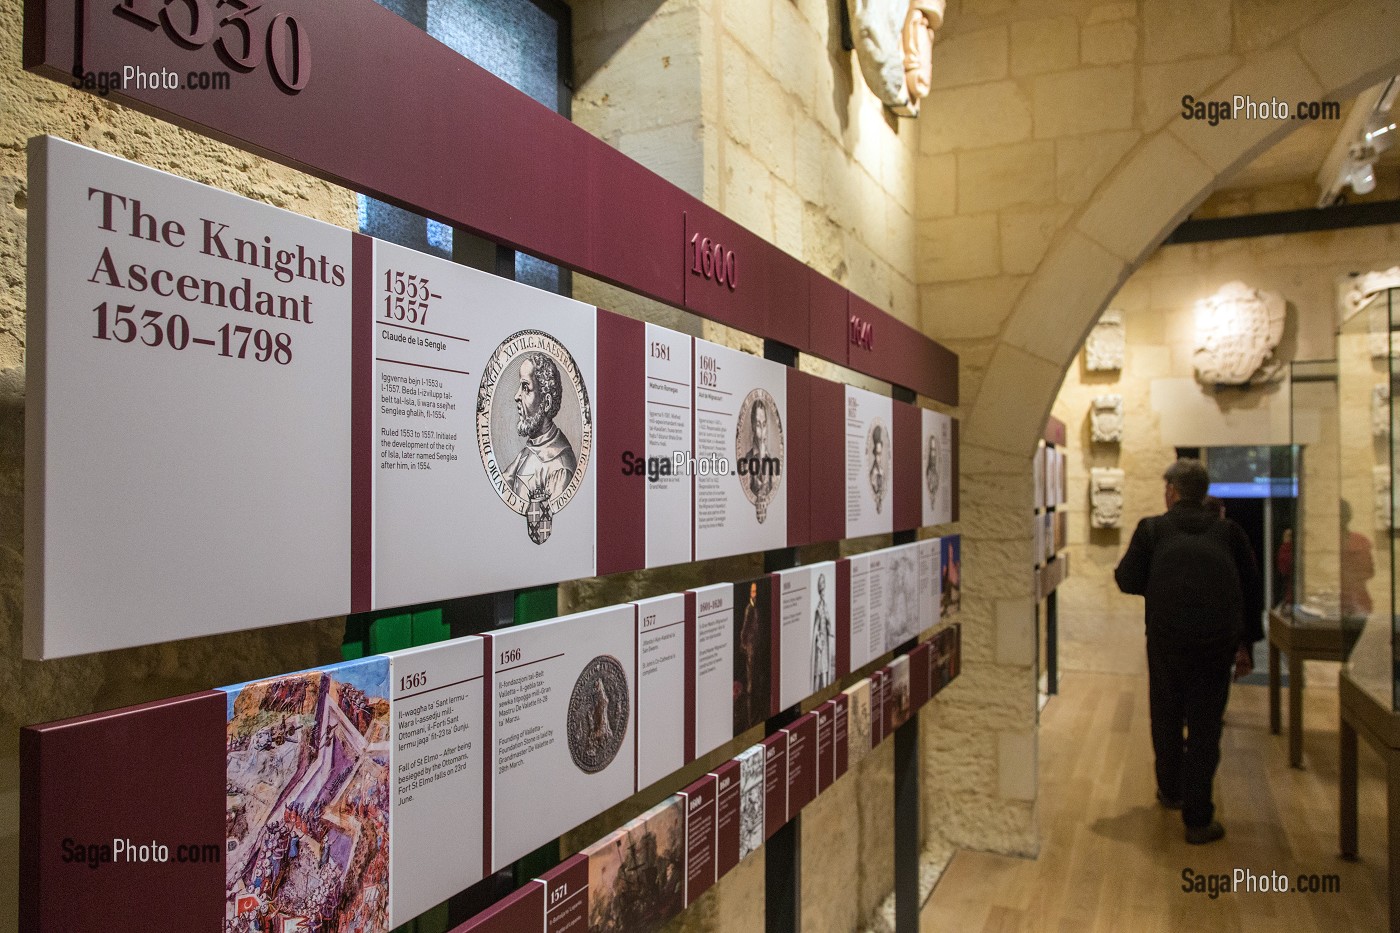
xmin=921 ymin=671 xmax=1392 ymax=932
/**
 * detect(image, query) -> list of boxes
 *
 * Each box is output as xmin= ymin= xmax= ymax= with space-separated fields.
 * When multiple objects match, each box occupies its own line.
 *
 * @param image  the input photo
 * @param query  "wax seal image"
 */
xmin=566 ymin=654 xmax=629 ymax=774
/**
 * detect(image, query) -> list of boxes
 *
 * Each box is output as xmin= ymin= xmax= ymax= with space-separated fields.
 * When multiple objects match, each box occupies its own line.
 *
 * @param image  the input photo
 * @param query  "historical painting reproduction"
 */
xmin=224 ymin=659 xmax=391 ymax=933
xmin=477 ymin=329 xmax=593 ymax=545
xmin=811 ymin=566 xmax=836 ymax=693
xmin=737 ymin=746 xmax=766 ymax=861
xmin=865 ymin=418 xmax=890 ymax=514
xmin=733 ymin=577 xmax=773 ymax=736
xmin=586 ymin=797 xmax=686 ymax=933
xmin=567 ymin=655 xmax=631 ymax=775
xmin=735 ymin=388 xmax=785 ymax=524
xmin=845 ymin=681 xmax=873 ymax=767
xmin=941 ymin=536 xmax=962 ymax=617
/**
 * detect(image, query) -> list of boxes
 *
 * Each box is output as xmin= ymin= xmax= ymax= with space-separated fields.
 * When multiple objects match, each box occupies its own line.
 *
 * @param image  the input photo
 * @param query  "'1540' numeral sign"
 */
xmin=115 ymin=0 xmax=311 ymax=92
xmin=689 ymin=233 xmax=738 ymax=291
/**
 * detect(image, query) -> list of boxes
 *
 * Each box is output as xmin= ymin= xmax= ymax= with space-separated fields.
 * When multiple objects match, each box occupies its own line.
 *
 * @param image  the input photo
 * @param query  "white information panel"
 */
xmin=846 ymin=552 xmax=876 ymax=672
xmin=371 ymin=239 xmax=597 ymax=610
xmin=689 ymin=583 xmax=735 ymax=759
xmin=845 ymin=386 xmax=894 ymax=539
xmin=774 ymin=561 xmax=838 ymax=711
xmin=693 ymin=341 xmax=788 ymax=560
xmin=488 ymin=605 xmax=636 ymax=870
xmin=388 ymin=638 xmax=486 ymax=926
xmin=883 ymin=544 xmax=921 ymax=652
xmin=922 ymin=408 xmax=954 ymax=527
xmin=26 ymin=136 xmax=353 ymax=658
xmin=917 ymin=538 xmax=942 ymax=636
xmin=645 ymin=325 xmax=694 ymax=567
xmin=635 ymin=593 xmax=687 ymax=789
xmin=866 ymin=550 xmax=890 ymax=664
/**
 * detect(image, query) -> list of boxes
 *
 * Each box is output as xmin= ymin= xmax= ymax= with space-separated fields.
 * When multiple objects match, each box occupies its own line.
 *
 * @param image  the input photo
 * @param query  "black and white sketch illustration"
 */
xmin=811 ymin=568 xmax=836 ymax=692
xmin=477 ymin=329 xmax=593 ymax=544
xmin=866 ymin=419 xmax=889 ymax=514
xmin=737 ymin=746 xmax=765 ymax=861
xmin=735 ymin=388 xmax=784 ymax=524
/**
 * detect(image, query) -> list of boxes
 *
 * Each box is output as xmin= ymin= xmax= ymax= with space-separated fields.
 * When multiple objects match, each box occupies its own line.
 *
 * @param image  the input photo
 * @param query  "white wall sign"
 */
xmin=845 ymin=386 xmax=894 ymax=538
xmin=693 ymin=341 xmax=788 ymax=560
xmin=774 ymin=562 xmax=837 ymax=711
xmin=689 ymin=583 xmax=735 ymax=760
xmin=645 ymin=325 xmax=695 ymax=567
xmin=371 ymin=238 xmax=597 ymax=610
xmin=921 ymin=408 xmax=953 ymax=527
xmin=487 ymin=605 xmax=636 ymax=870
xmin=26 ymin=136 xmax=353 ymax=658
xmin=635 ymin=594 xmax=687 ymax=789
xmin=388 ymin=638 xmax=486 ymax=926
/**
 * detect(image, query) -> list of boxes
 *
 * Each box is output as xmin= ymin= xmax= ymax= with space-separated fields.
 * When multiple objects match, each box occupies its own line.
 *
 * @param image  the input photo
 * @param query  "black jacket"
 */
xmin=1114 ymin=501 xmax=1265 ymax=647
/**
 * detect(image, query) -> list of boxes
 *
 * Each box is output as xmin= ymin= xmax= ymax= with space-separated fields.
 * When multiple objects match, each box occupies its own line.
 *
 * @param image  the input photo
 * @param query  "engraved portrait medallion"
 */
xmin=734 ymin=388 xmax=784 ymax=524
xmin=566 ymin=655 xmax=630 ymax=774
xmin=476 ymin=329 xmax=593 ymax=544
xmin=865 ymin=417 xmax=889 ymax=515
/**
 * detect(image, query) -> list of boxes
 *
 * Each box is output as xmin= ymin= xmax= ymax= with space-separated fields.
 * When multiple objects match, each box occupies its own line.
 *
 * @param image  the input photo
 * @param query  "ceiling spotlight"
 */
xmin=1350 ymin=160 xmax=1377 ymax=195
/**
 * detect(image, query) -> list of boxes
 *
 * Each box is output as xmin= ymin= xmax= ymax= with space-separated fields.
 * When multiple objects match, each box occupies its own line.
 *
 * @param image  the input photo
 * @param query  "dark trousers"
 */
xmin=1146 ymin=638 xmax=1234 ymax=828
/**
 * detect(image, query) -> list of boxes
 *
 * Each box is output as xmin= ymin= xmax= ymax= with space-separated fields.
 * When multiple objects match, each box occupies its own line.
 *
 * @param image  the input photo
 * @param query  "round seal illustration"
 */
xmin=734 ymin=388 xmax=784 ymax=524
xmin=566 ymin=655 xmax=630 ymax=774
xmin=865 ymin=417 xmax=890 ymax=515
xmin=476 ymin=329 xmax=593 ymax=545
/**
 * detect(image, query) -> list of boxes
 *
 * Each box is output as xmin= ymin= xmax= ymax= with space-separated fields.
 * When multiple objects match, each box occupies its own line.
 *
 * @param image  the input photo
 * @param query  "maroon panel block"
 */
xmin=951 ymin=418 xmax=961 ymax=523
xmin=808 ymin=271 xmax=849 ymax=368
xmin=808 ymin=375 xmax=846 ymax=545
xmin=909 ymin=642 xmax=932 ymax=711
xmin=680 ymin=775 xmax=718 ymax=906
xmin=761 ymin=733 xmax=788 ymax=840
xmin=684 ymin=591 xmax=697 ymax=762
xmin=831 ymin=692 xmax=850 ymax=782
xmin=711 ymin=759 xmax=741 ymax=880
xmin=21 ymin=692 xmax=225 ymax=933
xmin=682 ymin=207 xmax=808 ymax=347
xmin=595 ymin=310 xmax=646 ymax=576
xmin=450 ymin=881 xmax=545 ymax=933
xmin=847 ymin=295 xmax=958 ymax=403
xmin=540 ymin=853 xmax=588 ymax=933
xmin=782 ymin=713 xmax=818 ymax=818
xmin=351 ymin=233 xmax=374 ymax=612
xmin=769 ymin=577 xmax=783 ymax=716
xmin=1044 ymin=416 xmax=1067 ymax=446
xmin=814 ymin=702 xmax=833 ymax=795
xmin=785 ymin=369 xmax=812 ymax=548
xmin=892 ymin=401 xmax=922 ymax=532
xmin=28 ymin=0 xmax=685 ymax=308
xmin=835 ymin=558 xmax=851 ymax=679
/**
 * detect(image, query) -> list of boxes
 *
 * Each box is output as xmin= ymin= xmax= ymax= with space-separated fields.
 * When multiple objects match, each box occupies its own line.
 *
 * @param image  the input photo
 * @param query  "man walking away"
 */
xmin=1114 ymin=458 xmax=1263 ymax=845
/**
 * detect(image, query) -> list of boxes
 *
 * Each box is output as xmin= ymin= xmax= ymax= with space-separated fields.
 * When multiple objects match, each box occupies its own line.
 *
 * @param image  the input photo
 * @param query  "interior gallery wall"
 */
xmin=1051 ymin=219 xmax=1400 ymax=678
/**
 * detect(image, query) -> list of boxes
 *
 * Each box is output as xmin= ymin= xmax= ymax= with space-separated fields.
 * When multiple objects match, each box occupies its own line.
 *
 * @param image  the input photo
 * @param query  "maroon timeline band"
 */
xmin=24 ymin=0 xmax=956 ymax=403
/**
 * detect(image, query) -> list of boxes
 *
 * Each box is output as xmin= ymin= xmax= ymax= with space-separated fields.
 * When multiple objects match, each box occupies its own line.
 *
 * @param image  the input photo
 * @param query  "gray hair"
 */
xmin=1163 ymin=457 xmax=1209 ymax=504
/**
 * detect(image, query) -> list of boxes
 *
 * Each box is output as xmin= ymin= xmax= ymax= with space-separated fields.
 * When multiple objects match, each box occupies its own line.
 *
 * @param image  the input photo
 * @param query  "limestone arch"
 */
xmin=962 ymin=0 xmax=1400 ymax=461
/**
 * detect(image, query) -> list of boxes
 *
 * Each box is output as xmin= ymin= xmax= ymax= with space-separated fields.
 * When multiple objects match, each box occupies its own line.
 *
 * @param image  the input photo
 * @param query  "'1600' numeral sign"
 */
xmin=689 ymin=233 xmax=738 ymax=291
xmin=115 ymin=0 xmax=311 ymax=92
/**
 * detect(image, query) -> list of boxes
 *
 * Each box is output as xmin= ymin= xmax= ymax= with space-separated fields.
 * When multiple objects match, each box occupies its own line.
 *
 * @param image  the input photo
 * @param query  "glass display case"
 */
xmin=1288 ymin=362 xmax=1341 ymax=614
xmin=1337 ymin=286 xmax=1399 ymax=710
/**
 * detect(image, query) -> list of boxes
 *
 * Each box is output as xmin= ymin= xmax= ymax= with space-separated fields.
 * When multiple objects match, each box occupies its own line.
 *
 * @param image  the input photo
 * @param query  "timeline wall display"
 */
xmin=25 ymin=135 xmax=355 ymax=659
xmin=840 ymin=552 xmax=884 ymax=673
xmin=693 ymin=340 xmax=788 ymax=560
xmin=635 ymin=594 xmax=688 ymax=790
xmin=710 ymin=757 xmax=742 ymax=880
xmin=486 ymin=605 xmax=636 ymax=870
xmin=845 ymin=385 xmax=895 ymax=538
xmin=222 ymin=657 xmax=392 ymax=933
xmin=736 ymin=745 xmax=766 ymax=862
xmin=782 ymin=713 xmax=819 ymax=817
xmin=387 ymin=638 xmax=487 ymax=927
xmin=918 ymin=538 xmax=942 ymax=636
xmin=760 ymin=732 xmax=790 ymax=840
xmin=882 ymin=544 xmax=922 ymax=652
xmin=370 ymin=237 xmax=598 ymax=611
xmin=679 ymin=775 xmax=718 ymax=906
xmin=582 ymin=795 xmax=686 ymax=933
xmin=644 ymin=324 xmax=696 ymax=568
xmin=686 ymin=583 xmax=734 ymax=759
xmin=922 ymin=409 xmax=955 ymax=527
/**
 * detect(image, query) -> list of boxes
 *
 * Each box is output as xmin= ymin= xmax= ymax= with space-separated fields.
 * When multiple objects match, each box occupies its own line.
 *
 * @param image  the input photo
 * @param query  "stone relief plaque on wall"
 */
xmin=1090 ymin=468 xmax=1125 ymax=529
xmin=1083 ymin=309 xmax=1124 ymax=372
xmin=1191 ymin=281 xmax=1286 ymax=386
xmin=1373 ymin=382 xmax=1390 ymax=439
xmin=846 ymin=0 xmax=946 ymax=116
xmin=1345 ymin=266 xmax=1400 ymax=320
xmin=1089 ymin=394 xmax=1123 ymax=443
xmin=1375 ymin=464 xmax=1392 ymax=531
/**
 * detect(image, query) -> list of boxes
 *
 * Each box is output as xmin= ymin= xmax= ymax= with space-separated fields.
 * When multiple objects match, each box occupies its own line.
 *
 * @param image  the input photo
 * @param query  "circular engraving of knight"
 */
xmin=477 ymin=330 xmax=593 ymax=545
xmin=734 ymin=389 xmax=785 ymax=524
xmin=566 ymin=655 xmax=630 ymax=774
xmin=865 ymin=418 xmax=889 ymax=515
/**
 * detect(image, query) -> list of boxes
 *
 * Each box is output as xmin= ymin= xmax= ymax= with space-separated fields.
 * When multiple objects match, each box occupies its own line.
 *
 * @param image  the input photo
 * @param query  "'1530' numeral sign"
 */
xmin=689 ymin=233 xmax=738 ymax=291
xmin=115 ymin=0 xmax=311 ymax=92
